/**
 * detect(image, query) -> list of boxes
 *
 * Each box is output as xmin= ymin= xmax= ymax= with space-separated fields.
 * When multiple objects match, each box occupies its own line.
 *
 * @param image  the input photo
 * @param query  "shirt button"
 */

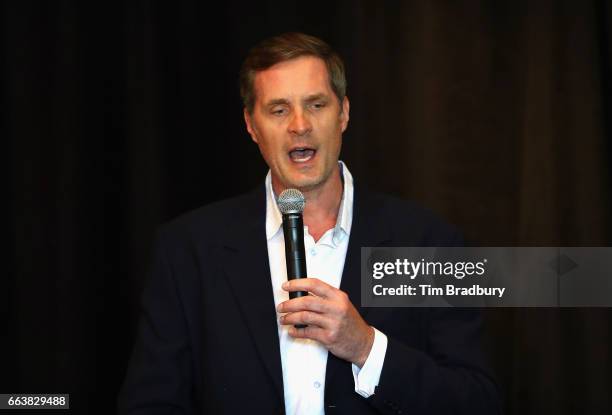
xmin=310 ymin=248 xmax=317 ymax=256
xmin=313 ymin=381 xmax=321 ymax=389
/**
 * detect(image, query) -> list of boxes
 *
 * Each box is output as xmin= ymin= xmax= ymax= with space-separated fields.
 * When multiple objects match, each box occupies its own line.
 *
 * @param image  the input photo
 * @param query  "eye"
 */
xmin=311 ymin=102 xmax=326 ymax=110
xmin=271 ymin=108 xmax=287 ymax=116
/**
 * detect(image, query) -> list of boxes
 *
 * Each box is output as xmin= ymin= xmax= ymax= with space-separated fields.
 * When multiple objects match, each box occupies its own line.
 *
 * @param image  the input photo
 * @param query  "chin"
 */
xmin=285 ymin=175 xmax=323 ymax=191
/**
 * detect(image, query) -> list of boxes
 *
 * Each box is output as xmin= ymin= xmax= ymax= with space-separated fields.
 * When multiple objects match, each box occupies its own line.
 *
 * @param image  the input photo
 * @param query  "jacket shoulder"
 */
xmin=156 ymin=186 xmax=264 ymax=245
xmin=358 ymin=187 xmax=464 ymax=246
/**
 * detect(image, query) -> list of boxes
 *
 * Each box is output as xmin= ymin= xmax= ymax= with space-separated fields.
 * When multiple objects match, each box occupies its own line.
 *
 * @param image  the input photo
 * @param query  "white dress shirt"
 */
xmin=265 ymin=161 xmax=388 ymax=414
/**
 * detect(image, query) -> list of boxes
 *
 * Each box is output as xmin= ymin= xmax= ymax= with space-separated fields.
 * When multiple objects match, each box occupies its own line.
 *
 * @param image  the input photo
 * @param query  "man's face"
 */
xmin=244 ymin=56 xmax=349 ymax=193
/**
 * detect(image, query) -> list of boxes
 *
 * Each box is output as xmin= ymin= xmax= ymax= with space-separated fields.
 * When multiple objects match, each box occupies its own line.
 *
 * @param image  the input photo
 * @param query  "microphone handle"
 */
xmin=282 ymin=212 xmax=308 ymax=329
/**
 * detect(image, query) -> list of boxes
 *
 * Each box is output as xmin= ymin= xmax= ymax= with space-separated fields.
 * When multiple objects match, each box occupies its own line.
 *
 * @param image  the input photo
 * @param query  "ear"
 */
xmin=340 ymin=96 xmax=350 ymax=133
xmin=244 ymin=108 xmax=259 ymax=144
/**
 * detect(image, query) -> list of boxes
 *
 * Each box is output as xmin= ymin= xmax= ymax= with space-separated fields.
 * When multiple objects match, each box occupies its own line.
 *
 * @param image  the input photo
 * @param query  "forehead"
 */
xmin=253 ymin=56 xmax=333 ymax=104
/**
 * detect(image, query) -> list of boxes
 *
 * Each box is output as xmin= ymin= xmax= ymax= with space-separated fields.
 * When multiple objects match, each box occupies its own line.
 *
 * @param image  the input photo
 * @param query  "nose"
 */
xmin=287 ymin=109 xmax=312 ymax=136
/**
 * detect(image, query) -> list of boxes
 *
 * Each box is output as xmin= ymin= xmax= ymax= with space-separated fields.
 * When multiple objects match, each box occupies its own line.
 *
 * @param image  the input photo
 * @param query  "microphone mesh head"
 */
xmin=277 ymin=189 xmax=305 ymax=214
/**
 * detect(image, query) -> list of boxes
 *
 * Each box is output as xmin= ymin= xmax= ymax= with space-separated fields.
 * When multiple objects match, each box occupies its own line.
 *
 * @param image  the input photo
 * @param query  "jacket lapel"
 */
xmin=215 ymin=184 xmax=392 ymax=400
xmin=219 ymin=185 xmax=284 ymax=401
xmin=326 ymin=185 xmax=392 ymax=387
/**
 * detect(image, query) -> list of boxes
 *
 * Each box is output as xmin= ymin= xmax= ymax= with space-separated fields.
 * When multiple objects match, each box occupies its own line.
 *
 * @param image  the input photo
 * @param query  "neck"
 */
xmin=273 ymin=167 xmax=343 ymax=242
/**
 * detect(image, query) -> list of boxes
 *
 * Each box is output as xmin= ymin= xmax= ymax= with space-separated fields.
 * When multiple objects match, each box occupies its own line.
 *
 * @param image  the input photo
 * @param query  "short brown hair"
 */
xmin=239 ymin=32 xmax=346 ymax=113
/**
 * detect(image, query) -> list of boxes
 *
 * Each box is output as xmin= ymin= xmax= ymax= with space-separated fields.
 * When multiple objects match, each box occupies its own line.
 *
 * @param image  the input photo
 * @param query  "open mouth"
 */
xmin=288 ymin=147 xmax=316 ymax=163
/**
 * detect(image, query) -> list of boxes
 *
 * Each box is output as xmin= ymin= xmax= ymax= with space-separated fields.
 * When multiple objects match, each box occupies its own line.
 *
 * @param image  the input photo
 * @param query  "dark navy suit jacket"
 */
xmin=118 ymin=184 xmax=501 ymax=414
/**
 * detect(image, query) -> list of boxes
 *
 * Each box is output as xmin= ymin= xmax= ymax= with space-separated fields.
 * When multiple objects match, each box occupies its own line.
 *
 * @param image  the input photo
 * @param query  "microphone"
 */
xmin=277 ymin=189 xmax=309 ymax=328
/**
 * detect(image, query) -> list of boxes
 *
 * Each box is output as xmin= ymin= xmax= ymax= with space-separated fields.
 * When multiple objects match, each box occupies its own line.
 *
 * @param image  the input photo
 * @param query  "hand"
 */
xmin=277 ymin=278 xmax=375 ymax=368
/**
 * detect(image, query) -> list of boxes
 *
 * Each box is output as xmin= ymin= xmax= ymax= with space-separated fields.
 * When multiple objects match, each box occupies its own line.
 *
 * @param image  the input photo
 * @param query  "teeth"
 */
xmin=289 ymin=149 xmax=315 ymax=162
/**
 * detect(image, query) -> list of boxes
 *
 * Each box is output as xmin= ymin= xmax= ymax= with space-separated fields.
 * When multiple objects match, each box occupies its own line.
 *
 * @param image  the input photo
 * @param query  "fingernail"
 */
xmin=282 ymin=281 xmax=288 ymax=289
xmin=277 ymin=303 xmax=283 ymax=312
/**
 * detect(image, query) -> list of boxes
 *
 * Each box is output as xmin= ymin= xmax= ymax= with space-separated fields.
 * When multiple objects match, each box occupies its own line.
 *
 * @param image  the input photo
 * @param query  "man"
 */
xmin=119 ymin=32 xmax=500 ymax=414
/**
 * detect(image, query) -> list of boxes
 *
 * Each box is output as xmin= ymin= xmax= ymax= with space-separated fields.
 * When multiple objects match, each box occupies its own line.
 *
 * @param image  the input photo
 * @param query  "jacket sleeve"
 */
xmin=366 ymin=308 xmax=501 ymax=415
xmin=365 ymin=218 xmax=501 ymax=414
xmin=118 ymin=228 xmax=196 ymax=415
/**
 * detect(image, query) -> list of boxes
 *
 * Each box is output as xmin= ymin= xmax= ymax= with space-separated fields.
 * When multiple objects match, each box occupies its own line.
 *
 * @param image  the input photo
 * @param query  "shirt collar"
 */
xmin=265 ymin=161 xmax=354 ymax=246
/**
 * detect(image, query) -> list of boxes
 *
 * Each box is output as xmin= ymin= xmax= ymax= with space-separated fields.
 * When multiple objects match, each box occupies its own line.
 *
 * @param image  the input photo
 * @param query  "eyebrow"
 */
xmin=303 ymin=93 xmax=328 ymax=103
xmin=264 ymin=93 xmax=329 ymax=108
xmin=265 ymin=98 xmax=290 ymax=108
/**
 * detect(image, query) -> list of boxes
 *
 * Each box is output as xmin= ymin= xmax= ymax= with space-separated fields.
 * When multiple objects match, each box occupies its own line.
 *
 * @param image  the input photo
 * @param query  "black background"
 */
xmin=5 ymin=1 xmax=612 ymax=414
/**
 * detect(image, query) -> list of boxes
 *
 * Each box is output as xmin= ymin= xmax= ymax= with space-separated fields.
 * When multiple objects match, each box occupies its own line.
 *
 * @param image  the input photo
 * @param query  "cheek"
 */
xmin=258 ymin=135 xmax=285 ymax=161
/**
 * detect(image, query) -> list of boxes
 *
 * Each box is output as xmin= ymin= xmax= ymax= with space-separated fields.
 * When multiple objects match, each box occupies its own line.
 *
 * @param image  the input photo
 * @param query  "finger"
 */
xmin=282 ymin=278 xmax=336 ymax=298
xmin=287 ymin=324 xmax=329 ymax=343
xmin=277 ymin=295 xmax=332 ymax=314
xmin=280 ymin=311 xmax=330 ymax=328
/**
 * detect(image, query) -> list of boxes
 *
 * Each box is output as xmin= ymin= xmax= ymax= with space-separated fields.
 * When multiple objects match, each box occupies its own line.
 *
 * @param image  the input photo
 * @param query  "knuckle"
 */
xmin=308 ymin=297 xmax=322 ymax=312
xmin=304 ymin=296 xmax=315 ymax=308
xmin=337 ymin=302 xmax=349 ymax=317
